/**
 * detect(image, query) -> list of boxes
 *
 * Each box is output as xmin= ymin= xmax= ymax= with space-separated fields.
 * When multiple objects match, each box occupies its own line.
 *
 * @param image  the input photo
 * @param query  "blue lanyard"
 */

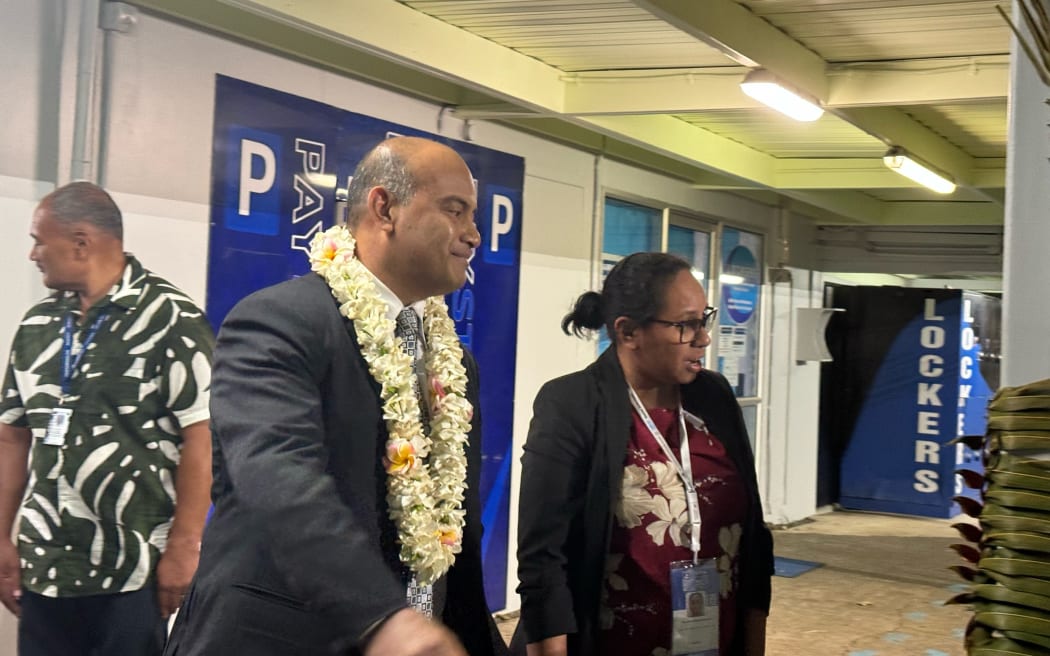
xmin=61 ymin=311 xmax=109 ymax=397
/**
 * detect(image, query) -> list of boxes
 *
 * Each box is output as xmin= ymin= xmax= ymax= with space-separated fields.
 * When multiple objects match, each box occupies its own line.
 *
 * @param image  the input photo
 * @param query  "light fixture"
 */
xmin=882 ymin=147 xmax=956 ymax=194
xmin=739 ymin=69 xmax=824 ymax=122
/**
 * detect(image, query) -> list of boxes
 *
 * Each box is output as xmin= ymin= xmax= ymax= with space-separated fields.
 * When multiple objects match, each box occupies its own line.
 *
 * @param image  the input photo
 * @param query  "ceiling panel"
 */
xmin=401 ymin=0 xmax=730 ymax=70
xmin=388 ymin=0 xmax=1005 ymax=224
xmin=675 ymin=111 xmax=885 ymax=158
xmin=738 ymin=0 xmax=1008 ymax=62
xmin=903 ymin=102 xmax=1008 ymax=158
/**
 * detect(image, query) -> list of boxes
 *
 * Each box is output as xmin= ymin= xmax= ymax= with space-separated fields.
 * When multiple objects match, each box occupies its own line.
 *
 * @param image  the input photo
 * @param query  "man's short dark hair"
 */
xmin=42 ymin=181 xmax=123 ymax=240
xmin=344 ymin=143 xmax=417 ymax=228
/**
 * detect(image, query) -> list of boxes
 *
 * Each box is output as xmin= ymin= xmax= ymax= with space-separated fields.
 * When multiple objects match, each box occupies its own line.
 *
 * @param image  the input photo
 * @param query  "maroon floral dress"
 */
xmin=597 ymin=408 xmax=748 ymax=655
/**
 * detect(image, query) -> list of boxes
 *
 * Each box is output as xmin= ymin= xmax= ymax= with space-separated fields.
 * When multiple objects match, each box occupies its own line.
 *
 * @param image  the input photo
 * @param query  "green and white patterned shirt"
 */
xmin=0 ymin=254 xmax=213 ymax=598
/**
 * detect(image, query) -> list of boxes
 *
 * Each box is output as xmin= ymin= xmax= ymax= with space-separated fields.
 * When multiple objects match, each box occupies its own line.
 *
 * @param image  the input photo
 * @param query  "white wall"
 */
xmin=1001 ymin=0 xmax=1050 ymax=387
xmin=0 ymin=0 xmax=826 ymax=631
xmin=760 ymin=268 xmax=823 ymax=524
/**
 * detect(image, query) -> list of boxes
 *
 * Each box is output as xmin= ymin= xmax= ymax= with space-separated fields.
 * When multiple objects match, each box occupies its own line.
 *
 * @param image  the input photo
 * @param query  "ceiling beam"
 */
xmin=213 ymin=0 xmax=567 ymax=112
xmin=129 ymin=0 xmax=1004 ymax=228
xmin=775 ymin=159 xmax=1005 ymax=190
xmin=633 ymin=0 xmax=829 ymax=99
xmin=880 ymin=202 xmax=1002 ymax=226
xmin=569 ymin=114 xmax=777 ymax=187
xmin=559 ymin=57 xmax=1008 ymax=115
xmin=200 ymin=0 xmax=792 ymax=190
xmin=781 ymin=190 xmax=887 ymax=224
xmin=826 ymin=56 xmax=1009 ymax=107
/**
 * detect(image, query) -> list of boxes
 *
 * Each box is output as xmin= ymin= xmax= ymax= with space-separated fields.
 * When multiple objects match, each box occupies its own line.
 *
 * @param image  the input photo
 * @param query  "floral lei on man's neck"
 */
xmin=308 ymin=225 xmax=471 ymax=585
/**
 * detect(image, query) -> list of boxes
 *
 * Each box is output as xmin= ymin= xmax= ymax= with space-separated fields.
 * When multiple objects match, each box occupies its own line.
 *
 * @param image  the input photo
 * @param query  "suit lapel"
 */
xmin=593 ymin=349 xmax=632 ymax=508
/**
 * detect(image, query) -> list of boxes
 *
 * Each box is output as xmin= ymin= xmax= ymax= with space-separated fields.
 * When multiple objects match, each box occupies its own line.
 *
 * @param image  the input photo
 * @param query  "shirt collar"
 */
xmin=360 ymin=265 xmax=425 ymax=326
xmin=58 ymin=253 xmax=146 ymax=313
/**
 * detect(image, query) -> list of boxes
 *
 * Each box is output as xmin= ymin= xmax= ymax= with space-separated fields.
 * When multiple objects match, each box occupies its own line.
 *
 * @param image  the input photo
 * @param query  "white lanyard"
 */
xmin=627 ymin=386 xmax=703 ymax=563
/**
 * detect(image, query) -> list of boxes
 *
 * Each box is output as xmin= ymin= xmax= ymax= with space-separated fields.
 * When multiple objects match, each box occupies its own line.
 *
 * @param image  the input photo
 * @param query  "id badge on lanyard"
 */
xmin=44 ymin=311 xmax=109 ymax=447
xmin=627 ymin=386 xmax=718 ymax=654
xmin=669 ymin=559 xmax=719 ymax=655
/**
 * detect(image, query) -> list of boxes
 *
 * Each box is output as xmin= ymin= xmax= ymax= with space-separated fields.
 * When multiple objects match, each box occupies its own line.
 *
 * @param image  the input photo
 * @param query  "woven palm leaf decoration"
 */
xmin=948 ymin=379 xmax=1050 ymax=655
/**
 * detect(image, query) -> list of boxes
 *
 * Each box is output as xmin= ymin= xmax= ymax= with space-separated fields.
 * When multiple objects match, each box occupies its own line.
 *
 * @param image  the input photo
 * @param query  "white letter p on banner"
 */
xmin=239 ymin=139 xmax=276 ymax=216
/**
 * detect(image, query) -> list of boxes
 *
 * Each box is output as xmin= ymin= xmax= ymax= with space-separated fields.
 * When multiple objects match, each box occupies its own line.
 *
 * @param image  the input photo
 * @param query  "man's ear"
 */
xmin=367 ymin=187 xmax=396 ymax=233
xmin=70 ymin=227 xmax=91 ymax=258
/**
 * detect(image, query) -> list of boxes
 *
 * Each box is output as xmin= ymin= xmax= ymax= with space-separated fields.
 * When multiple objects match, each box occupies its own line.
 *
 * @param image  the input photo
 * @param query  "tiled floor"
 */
xmin=497 ymin=509 xmax=973 ymax=655
xmin=768 ymin=510 xmax=970 ymax=656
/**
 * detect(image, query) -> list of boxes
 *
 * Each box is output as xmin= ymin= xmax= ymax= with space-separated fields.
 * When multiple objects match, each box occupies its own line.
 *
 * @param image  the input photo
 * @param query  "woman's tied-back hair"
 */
xmin=561 ymin=252 xmax=692 ymax=341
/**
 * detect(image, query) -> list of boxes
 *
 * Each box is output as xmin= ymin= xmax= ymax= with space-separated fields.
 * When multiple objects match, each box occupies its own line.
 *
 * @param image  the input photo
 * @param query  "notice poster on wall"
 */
xmin=207 ymin=75 xmax=524 ymax=609
xmin=717 ymin=227 xmax=763 ymax=397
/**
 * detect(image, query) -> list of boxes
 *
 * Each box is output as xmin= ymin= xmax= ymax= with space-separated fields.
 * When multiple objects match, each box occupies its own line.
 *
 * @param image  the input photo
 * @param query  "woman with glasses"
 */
xmin=513 ymin=252 xmax=772 ymax=656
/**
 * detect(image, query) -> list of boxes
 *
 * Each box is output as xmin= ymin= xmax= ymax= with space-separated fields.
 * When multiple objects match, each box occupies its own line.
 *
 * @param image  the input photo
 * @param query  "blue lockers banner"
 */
xmin=207 ymin=75 xmax=523 ymax=609
xmin=833 ymin=288 xmax=998 ymax=518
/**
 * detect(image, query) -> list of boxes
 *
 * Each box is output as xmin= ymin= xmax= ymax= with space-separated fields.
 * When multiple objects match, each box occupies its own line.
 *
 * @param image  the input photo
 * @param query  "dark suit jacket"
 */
xmin=513 ymin=348 xmax=773 ymax=656
xmin=164 ymin=273 xmax=505 ymax=656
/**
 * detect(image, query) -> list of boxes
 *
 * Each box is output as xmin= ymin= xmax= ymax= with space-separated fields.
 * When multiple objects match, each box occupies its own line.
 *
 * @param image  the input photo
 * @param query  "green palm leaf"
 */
xmin=989 ymin=395 xmax=1050 ymax=412
xmin=974 ymin=602 xmax=1050 ymax=636
xmin=987 ymin=470 xmax=1050 ymax=494
xmin=992 ymin=433 xmax=1050 ymax=451
xmin=989 ymin=453 xmax=1050 ymax=475
xmin=983 ymin=570 xmax=1050 ymax=598
xmin=973 ymin=583 xmax=1050 ymax=610
xmin=985 ymin=531 xmax=1050 ymax=554
xmin=988 ymin=414 xmax=1050 ymax=431
xmin=970 ymin=637 xmax=1050 ymax=655
xmin=979 ymin=504 xmax=1050 ymax=534
xmin=986 ymin=489 xmax=1050 ymax=513
xmin=1001 ymin=629 xmax=1050 ymax=650
xmin=980 ymin=555 xmax=1050 ymax=579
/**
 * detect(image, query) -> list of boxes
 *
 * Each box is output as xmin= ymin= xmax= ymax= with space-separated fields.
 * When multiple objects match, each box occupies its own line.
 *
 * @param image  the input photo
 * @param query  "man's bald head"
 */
xmin=344 ymin=137 xmax=467 ymax=229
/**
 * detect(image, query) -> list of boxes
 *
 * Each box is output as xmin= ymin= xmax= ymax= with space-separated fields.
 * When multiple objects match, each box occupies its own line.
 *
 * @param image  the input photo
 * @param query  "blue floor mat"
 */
xmin=774 ymin=556 xmax=823 ymax=578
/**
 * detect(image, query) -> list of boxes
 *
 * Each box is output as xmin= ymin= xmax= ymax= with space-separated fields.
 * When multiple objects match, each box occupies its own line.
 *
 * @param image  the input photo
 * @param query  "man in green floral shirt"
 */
xmin=0 ymin=182 xmax=214 ymax=656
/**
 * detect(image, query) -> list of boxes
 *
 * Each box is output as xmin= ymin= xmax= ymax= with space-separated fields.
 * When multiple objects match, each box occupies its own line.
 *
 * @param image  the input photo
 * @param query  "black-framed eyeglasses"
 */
xmin=648 ymin=307 xmax=718 ymax=344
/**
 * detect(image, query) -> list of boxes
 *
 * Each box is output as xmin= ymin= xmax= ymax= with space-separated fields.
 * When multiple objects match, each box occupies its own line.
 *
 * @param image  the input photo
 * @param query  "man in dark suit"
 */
xmin=164 ymin=137 xmax=506 ymax=656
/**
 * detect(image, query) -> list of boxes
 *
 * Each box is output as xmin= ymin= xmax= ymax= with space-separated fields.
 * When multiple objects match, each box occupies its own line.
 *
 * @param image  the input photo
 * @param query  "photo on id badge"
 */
xmin=670 ymin=559 xmax=719 ymax=656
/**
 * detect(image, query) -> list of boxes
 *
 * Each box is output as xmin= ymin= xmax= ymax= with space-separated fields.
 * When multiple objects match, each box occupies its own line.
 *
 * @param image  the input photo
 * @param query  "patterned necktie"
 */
xmin=394 ymin=307 xmax=434 ymax=617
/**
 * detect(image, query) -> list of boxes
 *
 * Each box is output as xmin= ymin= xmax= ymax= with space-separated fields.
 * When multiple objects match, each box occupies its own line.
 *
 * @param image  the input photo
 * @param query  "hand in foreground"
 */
xmin=0 ymin=539 xmax=21 ymax=616
xmin=365 ymin=608 xmax=467 ymax=656
xmin=155 ymin=537 xmax=200 ymax=618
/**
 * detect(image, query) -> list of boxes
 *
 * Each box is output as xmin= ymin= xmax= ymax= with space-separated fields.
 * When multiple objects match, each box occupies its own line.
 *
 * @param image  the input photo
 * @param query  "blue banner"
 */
xmin=838 ymin=290 xmax=969 ymax=518
xmin=208 ymin=75 xmax=523 ymax=609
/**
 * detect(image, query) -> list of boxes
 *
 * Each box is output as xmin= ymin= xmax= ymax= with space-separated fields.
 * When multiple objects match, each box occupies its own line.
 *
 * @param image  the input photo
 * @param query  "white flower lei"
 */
xmin=308 ymin=225 xmax=471 ymax=585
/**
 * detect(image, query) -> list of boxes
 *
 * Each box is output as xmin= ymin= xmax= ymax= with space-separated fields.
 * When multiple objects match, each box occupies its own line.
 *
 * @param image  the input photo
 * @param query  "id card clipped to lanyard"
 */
xmin=44 ymin=311 xmax=108 ymax=447
xmin=627 ymin=386 xmax=718 ymax=655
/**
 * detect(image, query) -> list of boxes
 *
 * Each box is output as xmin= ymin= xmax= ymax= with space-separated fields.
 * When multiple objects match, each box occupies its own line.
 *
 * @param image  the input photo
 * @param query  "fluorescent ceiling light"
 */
xmin=691 ymin=268 xmax=705 ymax=281
xmin=739 ymin=69 xmax=824 ymax=122
xmin=882 ymin=147 xmax=956 ymax=194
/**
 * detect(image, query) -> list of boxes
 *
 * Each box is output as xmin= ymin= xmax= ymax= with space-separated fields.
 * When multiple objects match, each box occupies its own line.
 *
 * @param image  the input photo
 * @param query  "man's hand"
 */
xmin=365 ymin=608 xmax=467 ymax=656
xmin=0 ymin=538 xmax=22 ymax=616
xmin=155 ymin=536 xmax=199 ymax=618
